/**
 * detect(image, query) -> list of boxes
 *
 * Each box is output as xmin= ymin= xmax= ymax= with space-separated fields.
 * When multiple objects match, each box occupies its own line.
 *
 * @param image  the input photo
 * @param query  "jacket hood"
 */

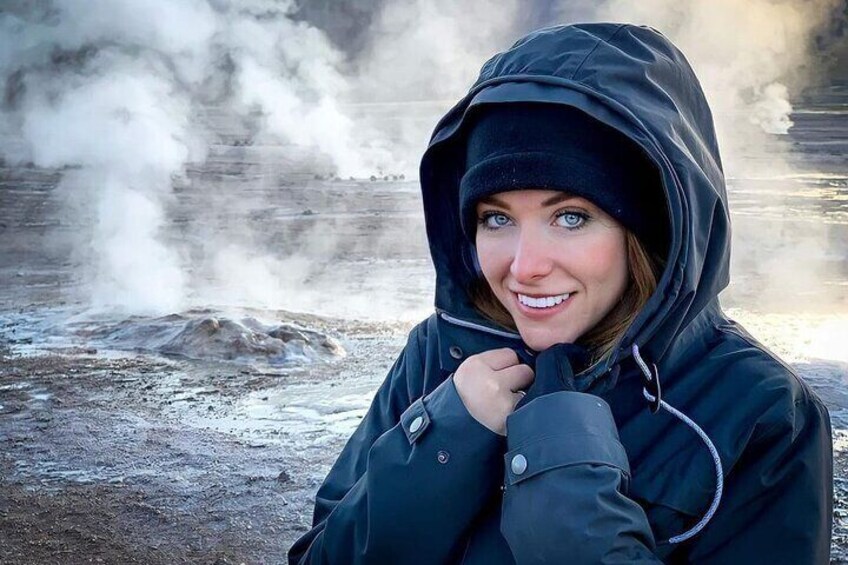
xmin=419 ymin=22 xmax=731 ymax=381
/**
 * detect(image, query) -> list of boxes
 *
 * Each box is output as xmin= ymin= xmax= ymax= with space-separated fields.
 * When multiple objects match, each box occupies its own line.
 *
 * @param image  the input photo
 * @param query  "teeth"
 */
xmin=518 ymin=292 xmax=571 ymax=309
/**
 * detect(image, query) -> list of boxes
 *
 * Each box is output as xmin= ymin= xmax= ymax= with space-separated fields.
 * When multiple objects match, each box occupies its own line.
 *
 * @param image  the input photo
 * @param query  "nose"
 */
xmin=509 ymin=225 xmax=553 ymax=282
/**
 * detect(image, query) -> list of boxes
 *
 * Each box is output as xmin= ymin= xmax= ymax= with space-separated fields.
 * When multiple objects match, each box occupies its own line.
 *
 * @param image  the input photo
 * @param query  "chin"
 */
xmin=516 ymin=326 xmax=578 ymax=352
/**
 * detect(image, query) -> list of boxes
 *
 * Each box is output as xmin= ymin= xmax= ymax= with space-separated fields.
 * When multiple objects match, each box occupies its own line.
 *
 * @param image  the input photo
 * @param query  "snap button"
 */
xmin=449 ymin=345 xmax=463 ymax=359
xmin=511 ymin=454 xmax=527 ymax=475
xmin=437 ymin=450 xmax=450 ymax=464
xmin=409 ymin=416 xmax=423 ymax=433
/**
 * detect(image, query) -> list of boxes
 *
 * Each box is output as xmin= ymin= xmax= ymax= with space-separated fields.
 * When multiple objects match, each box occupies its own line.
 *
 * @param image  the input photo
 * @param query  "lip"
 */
xmin=512 ymin=291 xmax=575 ymax=320
xmin=512 ymin=290 xmax=572 ymax=298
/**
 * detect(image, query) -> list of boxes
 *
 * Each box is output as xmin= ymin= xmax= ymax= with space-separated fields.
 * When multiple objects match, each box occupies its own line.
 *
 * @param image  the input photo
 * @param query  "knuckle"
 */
xmin=460 ymin=357 xmax=479 ymax=372
xmin=484 ymin=378 xmax=501 ymax=395
xmin=489 ymin=347 xmax=515 ymax=360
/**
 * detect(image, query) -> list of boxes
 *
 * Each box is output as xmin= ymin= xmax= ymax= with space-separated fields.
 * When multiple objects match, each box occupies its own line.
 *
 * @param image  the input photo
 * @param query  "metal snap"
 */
xmin=511 ymin=454 xmax=527 ymax=475
xmin=449 ymin=345 xmax=463 ymax=359
xmin=409 ymin=416 xmax=423 ymax=433
xmin=437 ymin=450 xmax=450 ymax=464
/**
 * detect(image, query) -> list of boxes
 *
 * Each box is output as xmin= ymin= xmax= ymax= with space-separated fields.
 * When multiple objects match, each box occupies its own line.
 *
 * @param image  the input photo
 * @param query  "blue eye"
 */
xmin=556 ymin=212 xmax=587 ymax=230
xmin=479 ymin=212 xmax=511 ymax=230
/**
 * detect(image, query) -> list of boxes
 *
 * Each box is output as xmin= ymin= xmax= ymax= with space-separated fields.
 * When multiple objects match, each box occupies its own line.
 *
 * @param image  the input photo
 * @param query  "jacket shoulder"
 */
xmin=402 ymin=313 xmax=437 ymax=372
xmin=384 ymin=314 xmax=441 ymax=405
xmin=675 ymin=323 xmax=834 ymax=565
xmin=707 ymin=319 xmax=830 ymax=438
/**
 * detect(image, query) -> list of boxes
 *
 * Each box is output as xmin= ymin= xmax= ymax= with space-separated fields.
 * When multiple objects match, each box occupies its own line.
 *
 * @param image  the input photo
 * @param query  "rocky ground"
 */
xmin=2 ymin=317 xmax=848 ymax=564
xmin=0 ymin=315 xmax=414 ymax=564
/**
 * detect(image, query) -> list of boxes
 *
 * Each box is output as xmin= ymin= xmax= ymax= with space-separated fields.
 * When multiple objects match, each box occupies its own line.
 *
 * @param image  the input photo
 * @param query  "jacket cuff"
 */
xmin=418 ymin=373 xmax=504 ymax=446
xmin=504 ymin=391 xmax=630 ymax=486
xmin=389 ymin=374 xmax=505 ymax=496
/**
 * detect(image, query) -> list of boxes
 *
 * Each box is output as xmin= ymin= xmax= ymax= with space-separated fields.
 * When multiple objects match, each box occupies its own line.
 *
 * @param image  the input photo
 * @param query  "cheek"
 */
xmin=563 ymin=231 xmax=627 ymax=289
xmin=475 ymin=238 xmax=511 ymax=281
xmin=587 ymin=233 xmax=629 ymax=292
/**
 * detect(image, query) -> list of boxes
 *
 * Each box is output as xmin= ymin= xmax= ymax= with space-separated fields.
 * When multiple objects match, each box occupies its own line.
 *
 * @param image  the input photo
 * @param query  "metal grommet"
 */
xmin=643 ymin=363 xmax=662 ymax=414
xmin=449 ymin=345 xmax=463 ymax=359
xmin=409 ymin=416 xmax=423 ymax=433
xmin=437 ymin=450 xmax=450 ymax=464
xmin=511 ymin=454 xmax=527 ymax=475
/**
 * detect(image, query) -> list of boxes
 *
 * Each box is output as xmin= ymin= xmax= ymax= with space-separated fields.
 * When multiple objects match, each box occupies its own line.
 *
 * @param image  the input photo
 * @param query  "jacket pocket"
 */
xmin=628 ymin=454 xmax=718 ymax=547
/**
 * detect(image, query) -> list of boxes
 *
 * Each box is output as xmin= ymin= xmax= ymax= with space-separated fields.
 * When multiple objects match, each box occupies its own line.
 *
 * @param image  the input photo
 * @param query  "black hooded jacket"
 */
xmin=289 ymin=23 xmax=833 ymax=564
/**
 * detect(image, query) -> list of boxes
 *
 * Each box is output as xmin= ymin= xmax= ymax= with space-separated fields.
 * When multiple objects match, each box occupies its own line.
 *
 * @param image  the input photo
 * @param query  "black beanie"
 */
xmin=459 ymin=103 xmax=667 ymax=257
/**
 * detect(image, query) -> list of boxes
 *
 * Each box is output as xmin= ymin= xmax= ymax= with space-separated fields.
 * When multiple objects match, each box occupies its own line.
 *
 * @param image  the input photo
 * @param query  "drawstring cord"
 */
xmin=632 ymin=344 xmax=724 ymax=545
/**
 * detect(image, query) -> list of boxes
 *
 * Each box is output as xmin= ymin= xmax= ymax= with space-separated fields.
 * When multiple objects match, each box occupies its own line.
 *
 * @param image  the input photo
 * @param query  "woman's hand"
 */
xmin=453 ymin=348 xmax=535 ymax=436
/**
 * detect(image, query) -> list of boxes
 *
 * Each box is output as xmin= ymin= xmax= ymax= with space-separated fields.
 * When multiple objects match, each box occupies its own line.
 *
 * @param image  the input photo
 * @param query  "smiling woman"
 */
xmin=460 ymin=102 xmax=668 ymax=368
xmin=473 ymin=189 xmax=637 ymax=356
xmin=289 ymin=22 xmax=833 ymax=565
xmin=459 ymin=101 xmax=668 ymax=370
xmin=474 ymin=190 xmax=631 ymax=348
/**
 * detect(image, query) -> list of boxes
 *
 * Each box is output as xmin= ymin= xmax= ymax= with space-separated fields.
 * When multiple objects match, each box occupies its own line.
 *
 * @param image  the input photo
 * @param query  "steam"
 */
xmin=750 ymin=83 xmax=795 ymax=136
xmin=225 ymin=11 xmax=390 ymax=176
xmin=3 ymin=12 xmax=206 ymax=313
xmin=571 ymin=0 xmax=843 ymax=172
xmin=565 ymin=0 xmax=845 ymax=314
xmin=354 ymin=0 xmax=521 ymax=102
xmin=0 ymin=0 xmax=390 ymax=315
xmin=0 ymin=0 xmax=844 ymax=321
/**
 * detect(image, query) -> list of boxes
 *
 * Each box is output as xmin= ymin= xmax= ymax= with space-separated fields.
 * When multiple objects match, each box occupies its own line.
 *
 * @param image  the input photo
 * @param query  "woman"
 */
xmin=288 ymin=23 xmax=833 ymax=564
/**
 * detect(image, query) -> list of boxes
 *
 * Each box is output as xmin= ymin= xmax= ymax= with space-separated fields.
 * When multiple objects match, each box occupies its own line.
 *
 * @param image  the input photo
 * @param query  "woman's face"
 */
xmin=475 ymin=189 xmax=629 ymax=352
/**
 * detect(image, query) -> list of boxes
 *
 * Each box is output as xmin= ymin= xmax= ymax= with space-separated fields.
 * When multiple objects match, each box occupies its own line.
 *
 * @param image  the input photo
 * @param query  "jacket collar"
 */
xmin=434 ymin=309 xmax=533 ymax=374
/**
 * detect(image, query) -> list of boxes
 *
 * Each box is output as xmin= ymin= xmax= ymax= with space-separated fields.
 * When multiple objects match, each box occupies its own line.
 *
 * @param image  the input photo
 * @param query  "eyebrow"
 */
xmin=478 ymin=192 xmax=577 ymax=209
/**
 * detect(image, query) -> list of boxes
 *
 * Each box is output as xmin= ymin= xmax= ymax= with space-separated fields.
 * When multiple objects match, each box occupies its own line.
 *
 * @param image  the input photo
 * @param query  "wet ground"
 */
xmin=1 ymin=84 xmax=848 ymax=563
xmin=0 ymin=315 xmax=413 ymax=564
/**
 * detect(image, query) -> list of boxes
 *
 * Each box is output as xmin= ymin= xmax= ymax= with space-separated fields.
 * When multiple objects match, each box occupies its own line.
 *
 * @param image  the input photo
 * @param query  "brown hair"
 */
xmin=468 ymin=230 xmax=666 ymax=370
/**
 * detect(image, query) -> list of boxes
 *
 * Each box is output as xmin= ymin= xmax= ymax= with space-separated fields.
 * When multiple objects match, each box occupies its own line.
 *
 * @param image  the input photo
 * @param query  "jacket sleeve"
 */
xmin=500 ymin=391 xmax=663 ymax=564
xmin=287 ymin=323 xmax=505 ymax=564
xmin=684 ymin=391 xmax=833 ymax=564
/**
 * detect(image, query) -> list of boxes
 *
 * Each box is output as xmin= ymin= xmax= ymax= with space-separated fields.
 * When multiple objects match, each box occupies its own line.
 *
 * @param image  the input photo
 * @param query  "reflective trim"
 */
xmin=438 ymin=311 xmax=522 ymax=340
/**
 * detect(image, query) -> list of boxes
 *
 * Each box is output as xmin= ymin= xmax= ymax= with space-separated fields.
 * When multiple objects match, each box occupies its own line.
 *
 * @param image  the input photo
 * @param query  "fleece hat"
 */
xmin=459 ymin=102 xmax=668 ymax=256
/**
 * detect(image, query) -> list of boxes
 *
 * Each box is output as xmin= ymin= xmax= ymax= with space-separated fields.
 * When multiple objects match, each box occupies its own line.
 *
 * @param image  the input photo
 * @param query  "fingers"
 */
xmin=498 ymin=363 xmax=535 ymax=392
xmin=454 ymin=348 xmax=535 ymax=433
xmin=478 ymin=347 xmax=520 ymax=371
